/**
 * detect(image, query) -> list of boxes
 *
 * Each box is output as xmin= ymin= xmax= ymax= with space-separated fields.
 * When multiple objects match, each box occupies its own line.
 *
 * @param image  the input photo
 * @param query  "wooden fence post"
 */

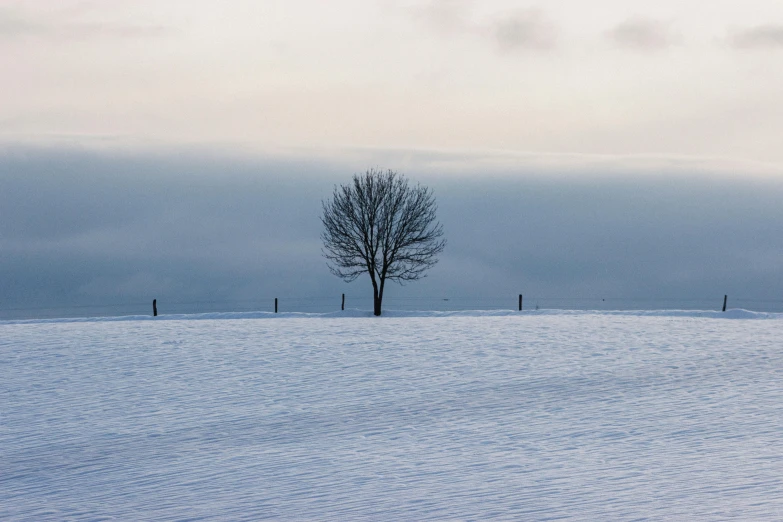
xmin=723 ymin=295 xmax=727 ymax=312
xmin=275 ymin=297 xmax=278 ymax=313
xmin=153 ymin=299 xmax=157 ymax=317
xmin=519 ymin=294 xmax=523 ymax=311
xmin=342 ymin=293 xmax=345 ymax=311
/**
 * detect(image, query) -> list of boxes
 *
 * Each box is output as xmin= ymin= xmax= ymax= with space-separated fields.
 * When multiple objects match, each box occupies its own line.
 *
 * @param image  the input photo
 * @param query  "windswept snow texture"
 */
xmin=2 ymin=313 xmax=782 ymax=520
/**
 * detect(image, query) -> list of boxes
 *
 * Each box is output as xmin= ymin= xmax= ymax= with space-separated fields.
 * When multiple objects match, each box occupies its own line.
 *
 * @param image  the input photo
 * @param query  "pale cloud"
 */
xmin=3 ymin=1 xmax=783 ymax=168
xmin=489 ymin=9 xmax=557 ymax=51
xmin=0 ymin=4 xmax=167 ymax=42
xmin=414 ymin=0 xmax=471 ymax=35
xmin=606 ymin=17 xmax=679 ymax=50
xmin=0 ymin=7 xmax=40 ymax=37
xmin=413 ymin=2 xmax=557 ymax=51
xmin=731 ymin=25 xmax=783 ymax=49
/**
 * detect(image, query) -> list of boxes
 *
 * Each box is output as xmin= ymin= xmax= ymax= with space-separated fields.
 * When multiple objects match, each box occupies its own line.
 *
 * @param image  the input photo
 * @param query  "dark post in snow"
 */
xmin=723 ymin=295 xmax=728 ymax=312
xmin=341 ymin=293 xmax=345 ymax=311
xmin=153 ymin=299 xmax=157 ymax=317
xmin=519 ymin=294 xmax=523 ymax=311
xmin=275 ymin=298 xmax=278 ymax=314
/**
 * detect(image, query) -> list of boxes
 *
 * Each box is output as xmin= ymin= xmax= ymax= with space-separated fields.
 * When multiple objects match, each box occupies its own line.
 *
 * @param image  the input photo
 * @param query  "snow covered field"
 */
xmin=2 ymin=311 xmax=782 ymax=520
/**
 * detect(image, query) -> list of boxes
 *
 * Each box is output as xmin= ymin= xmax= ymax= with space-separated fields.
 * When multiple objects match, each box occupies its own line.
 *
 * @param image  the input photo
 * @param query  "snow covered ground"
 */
xmin=2 ymin=310 xmax=782 ymax=520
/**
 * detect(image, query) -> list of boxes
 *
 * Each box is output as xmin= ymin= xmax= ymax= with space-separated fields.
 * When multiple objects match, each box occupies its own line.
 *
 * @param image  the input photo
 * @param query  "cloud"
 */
xmin=0 ymin=7 xmax=40 ymax=38
xmin=489 ymin=9 xmax=557 ymax=52
xmin=606 ymin=17 xmax=679 ymax=50
xmin=2 ymin=144 xmax=783 ymax=319
xmin=731 ymin=25 xmax=783 ymax=49
xmin=412 ymin=2 xmax=557 ymax=52
xmin=0 ymin=5 xmax=167 ymax=42
xmin=414 ymin=0 xmax=471 ymax=36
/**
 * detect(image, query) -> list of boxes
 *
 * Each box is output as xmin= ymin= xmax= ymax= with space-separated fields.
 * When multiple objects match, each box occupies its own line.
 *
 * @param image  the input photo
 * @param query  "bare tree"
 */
xmin=321 ymin=169 xmax=446 ymax=316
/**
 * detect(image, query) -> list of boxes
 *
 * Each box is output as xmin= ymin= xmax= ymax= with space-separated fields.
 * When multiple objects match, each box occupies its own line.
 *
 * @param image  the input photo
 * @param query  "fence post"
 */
xmin=723 ymin=295 xmax=727 ymax=312
xmin=275 ymin=298 xmax=278 ymax=313
xmin=519 ymin=294 xmax=523 ymax=311
xmin=153 ymin=299 xmax=157 ymax=317
xmin=342 ymin=293 xmax=345 ymax=311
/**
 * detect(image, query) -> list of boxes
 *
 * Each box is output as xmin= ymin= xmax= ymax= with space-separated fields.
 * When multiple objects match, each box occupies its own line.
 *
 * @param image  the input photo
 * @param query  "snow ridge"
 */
xmin=1 ymin=307 xmax=780 ymax=325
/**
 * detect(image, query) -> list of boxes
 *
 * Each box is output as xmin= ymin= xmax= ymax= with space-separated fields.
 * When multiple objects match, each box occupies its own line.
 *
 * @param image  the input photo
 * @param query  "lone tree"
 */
xmin=321 ymin=169 xmax=446 ymax=316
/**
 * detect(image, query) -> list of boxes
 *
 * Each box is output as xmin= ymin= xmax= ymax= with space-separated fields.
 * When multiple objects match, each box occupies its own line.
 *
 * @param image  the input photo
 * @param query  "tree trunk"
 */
xmin=374 ymin=276 xmax=386 ymax=316
xmin=373 ymin=286 xmax=383 ymax=316
xmin=372 ymin=278 xmax=382 ymax=316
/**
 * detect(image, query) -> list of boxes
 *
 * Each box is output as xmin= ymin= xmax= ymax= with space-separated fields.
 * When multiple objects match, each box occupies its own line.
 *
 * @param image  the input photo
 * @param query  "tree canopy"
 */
xmin=321 ymin=169 xmax=446 ymax=316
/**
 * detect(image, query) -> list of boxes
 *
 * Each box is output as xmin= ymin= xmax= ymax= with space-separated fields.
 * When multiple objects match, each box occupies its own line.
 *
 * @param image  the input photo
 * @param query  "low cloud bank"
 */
xmin=2 ymin=145 xmax=782 ymax=318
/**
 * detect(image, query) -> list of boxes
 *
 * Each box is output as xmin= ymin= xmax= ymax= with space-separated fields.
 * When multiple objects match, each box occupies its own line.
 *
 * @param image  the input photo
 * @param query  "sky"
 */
xmin=1 ymin=1 xmax=783 ymax=317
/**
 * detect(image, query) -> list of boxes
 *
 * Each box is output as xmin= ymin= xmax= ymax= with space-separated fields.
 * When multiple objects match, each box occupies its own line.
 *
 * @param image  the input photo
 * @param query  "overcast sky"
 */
xmin=1 ymin=1 xmax=782 ymax=317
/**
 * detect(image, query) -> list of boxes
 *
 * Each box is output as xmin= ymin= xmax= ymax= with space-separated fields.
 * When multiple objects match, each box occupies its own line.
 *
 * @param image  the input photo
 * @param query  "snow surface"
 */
xmin=2 ymin=311 xmax=782 ymax=520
